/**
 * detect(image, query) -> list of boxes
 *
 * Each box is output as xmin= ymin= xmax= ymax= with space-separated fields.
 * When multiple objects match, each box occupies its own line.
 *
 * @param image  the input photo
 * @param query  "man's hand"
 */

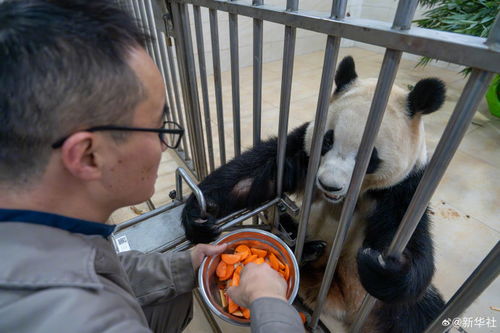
xmin=190 ymin=243 xmax=227 ymax=271
xmin=226 ymin=262 xmax=288 ymax=308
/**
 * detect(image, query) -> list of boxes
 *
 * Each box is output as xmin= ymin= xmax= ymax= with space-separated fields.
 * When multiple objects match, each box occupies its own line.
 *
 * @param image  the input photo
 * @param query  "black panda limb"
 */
xmin=182 ymin=122 xmax=310 ymax=244
xmin=357 ymin=169 xmax=438 ymax=305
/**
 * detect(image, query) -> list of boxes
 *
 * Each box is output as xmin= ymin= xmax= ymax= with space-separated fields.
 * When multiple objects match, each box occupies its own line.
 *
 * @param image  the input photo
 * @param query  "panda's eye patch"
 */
xmin=366 ymin=147 xmax=381 ymax=174
xmin=321 ymin=129 xmax=334 ymax=155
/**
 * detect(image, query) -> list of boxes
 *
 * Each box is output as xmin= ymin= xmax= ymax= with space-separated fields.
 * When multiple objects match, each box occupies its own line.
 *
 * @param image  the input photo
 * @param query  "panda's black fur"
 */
xmin=182 ymin=56 xmax=446 ymax=332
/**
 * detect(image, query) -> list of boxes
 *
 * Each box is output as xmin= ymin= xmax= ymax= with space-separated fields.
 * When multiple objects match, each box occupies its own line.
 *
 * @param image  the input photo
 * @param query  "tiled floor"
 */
xmin=109 ymin=47 xmax=499 ymax=332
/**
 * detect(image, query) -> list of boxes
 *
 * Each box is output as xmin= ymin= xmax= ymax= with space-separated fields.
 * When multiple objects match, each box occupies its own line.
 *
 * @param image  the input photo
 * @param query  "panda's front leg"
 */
xmin=182 ymin=122 xmax=310 ymax=244
xmin=356 ymin=246 xmax=433 ymax=304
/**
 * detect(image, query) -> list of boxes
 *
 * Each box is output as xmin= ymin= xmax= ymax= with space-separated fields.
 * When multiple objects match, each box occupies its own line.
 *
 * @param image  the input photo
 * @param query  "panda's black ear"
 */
xmin=407 ymin=78 xmax=446 ymax=117
xmin=334 ymin=56 xmax=357 ymax=94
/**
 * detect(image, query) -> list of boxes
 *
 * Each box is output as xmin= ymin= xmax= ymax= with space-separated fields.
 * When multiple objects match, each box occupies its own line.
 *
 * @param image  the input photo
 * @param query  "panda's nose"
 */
xmin=318 ymin=179 xmax=343 ymax=192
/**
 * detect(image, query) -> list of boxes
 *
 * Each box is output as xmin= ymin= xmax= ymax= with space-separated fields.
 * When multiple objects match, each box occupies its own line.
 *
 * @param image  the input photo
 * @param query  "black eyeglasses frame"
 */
xmin=51 ymin=121 xmax=184 ymax=149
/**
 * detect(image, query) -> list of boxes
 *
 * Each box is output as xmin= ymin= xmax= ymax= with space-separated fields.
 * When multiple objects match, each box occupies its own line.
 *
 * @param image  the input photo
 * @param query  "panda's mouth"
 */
xmin=323 ymin=192 xmax=344 ymax=203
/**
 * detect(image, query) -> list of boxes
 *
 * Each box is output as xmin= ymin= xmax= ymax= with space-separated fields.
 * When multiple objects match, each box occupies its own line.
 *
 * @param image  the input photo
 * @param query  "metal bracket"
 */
xmin=173 ymin=167 xmax=208 ymax=218
xmin=279 ymin=194 xmax=300 ymax=216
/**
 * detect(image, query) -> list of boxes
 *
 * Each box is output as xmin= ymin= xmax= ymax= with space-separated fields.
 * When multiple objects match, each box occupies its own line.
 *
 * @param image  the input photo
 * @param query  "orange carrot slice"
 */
xmin=235 ymin=244 xmax=251 ymax=260
xmin=250 ymin=248 xmax=267 ymax=258
xmin=254 ymin=257 xmax=265 ymax=264
xmin=221 ymin=253 xmax=242 ymax=265
xmin=232 ymin=272 xmax=240 ymax=287
xmin=228 ymin=296 xmax=239 ymax=313
xmin=241 ymin=307 xmax=251 ymax=319
xmin=232 ymin=310 xmax=244 ymax=317
xmin=243 ymin=254 xmax=258 ymax=265
xmin=216 ymin=260 xmax=227 ymax=278
xmin=268 ymin=252 xmax=281 ymax=271
xmin=299 ymin=312 xmax=307 ymax=324
xmin=283 ymin=263 xmax=290 ymax=281
xmin=221 ymin=263 xmax=235 ymax=281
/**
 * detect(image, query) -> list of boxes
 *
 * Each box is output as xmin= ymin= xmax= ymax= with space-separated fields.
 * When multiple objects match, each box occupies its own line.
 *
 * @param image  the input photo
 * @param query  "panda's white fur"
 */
xmin=183 ymin=56 xmax=446 ymax=333
xmin=305 ymin=78 xmax=428 ymax=200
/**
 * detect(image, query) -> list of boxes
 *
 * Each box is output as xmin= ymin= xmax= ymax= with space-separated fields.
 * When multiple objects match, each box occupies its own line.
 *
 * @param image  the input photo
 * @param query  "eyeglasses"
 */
xmin=51 ymin=121 xmax=184 ymax=149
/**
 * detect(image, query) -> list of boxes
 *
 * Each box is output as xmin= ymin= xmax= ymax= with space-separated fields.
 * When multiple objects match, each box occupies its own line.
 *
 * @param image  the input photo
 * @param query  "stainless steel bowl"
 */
xmin=198 ymin=228 xmax=300 ymax=326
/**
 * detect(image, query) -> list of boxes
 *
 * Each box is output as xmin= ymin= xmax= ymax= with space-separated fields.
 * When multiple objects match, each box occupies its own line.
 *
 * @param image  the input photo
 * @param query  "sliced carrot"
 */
xmin=250 ymin=247 xmax=267 ymax=258
xmin=268 ymin=252 xmax=281 ymax=271
xmin=283 ymin=263 xmax=290 ymax=281
xmin=216 ymin=260 xmax=227 ymax=278
xmin=234 ymin=265 xmax=243 ymax=275
xmin=254 ymin=257 xmax=265 ymax=264
xmin=231 ymin=272 xmax=240 ymax=287
xmin=232 ymin=310 xmax=244 ymax=317
xmin=299 ymin=312 xmax=307 ymax=324
xmin=221 ymin=253 xmax=242 ymax=265
xmin=228 ymin=296 xmax=239 ymax=313
xmin=243 ymin=254 xmax=258 ymax=265
xmin=221 ymin=263 xmax=235 ymax=281
xmin=241 ymin=307 xmax=251 ymax=319
xmin=235 ymin=244 xmax=251 ymax=260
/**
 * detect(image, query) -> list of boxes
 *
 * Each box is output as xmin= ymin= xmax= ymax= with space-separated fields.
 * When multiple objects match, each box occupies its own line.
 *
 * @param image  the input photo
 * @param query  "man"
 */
xmin=0 ymin=1 xmax=304 ymax=332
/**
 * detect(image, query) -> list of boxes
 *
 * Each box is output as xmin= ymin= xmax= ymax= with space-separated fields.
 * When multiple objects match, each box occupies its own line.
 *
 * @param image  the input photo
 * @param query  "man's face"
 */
xmin=100 ymin=47 xmax=166 ymax=208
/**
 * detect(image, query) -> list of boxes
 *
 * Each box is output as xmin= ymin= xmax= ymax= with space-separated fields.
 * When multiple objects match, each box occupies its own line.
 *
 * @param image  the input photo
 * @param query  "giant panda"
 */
xmin=182 ymin=56 xmax=446 ymax=333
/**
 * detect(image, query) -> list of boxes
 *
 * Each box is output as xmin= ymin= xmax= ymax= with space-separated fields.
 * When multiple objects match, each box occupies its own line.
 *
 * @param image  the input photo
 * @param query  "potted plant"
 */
xmin=415 ymin=0 xmax=499 ymax=117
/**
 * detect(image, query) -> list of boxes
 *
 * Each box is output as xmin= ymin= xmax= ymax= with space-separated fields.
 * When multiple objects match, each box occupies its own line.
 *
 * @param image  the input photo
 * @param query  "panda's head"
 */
xmin=305 ymin=56 xmax=446 ymax=204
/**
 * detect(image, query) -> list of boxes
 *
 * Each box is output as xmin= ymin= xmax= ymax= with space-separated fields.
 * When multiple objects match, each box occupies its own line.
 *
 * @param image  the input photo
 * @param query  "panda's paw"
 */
xmin=356 ymin=247 xmax=410 ymax=303
xmin=182 ymin=197 xmax=221 ymax=244
xmin=302 ymin=240 xmax=327 ymax=263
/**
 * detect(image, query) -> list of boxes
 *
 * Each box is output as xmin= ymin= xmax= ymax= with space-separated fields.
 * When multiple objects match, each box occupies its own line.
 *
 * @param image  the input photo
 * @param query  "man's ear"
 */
xmin=60 ymin=132 xmax=103 ymax=180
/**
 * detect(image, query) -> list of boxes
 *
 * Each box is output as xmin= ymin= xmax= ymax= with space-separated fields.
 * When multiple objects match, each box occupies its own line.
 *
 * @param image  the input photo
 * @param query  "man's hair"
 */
xmin=0 ymin=0 xmax=149 ymax=187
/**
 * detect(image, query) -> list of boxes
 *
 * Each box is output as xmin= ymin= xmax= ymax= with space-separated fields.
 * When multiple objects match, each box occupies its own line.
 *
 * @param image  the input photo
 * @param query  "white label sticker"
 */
xmin=115 ymin=235 xmax=131 ymax=252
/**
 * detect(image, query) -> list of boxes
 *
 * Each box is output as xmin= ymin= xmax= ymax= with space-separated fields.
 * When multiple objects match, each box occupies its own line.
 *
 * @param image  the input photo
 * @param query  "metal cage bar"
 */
xmin=294 ymin=0 xmax=346 ymax=278
xmin=138 ymin=0 xmax=159 ymax=65
xmin=350 ymin=14 xmax=499 ymax=332
xmin=175 ymin=0 xmax=499 ymax=73
xmin=144 ymin=0 xmax=167 ymax=81
xmin=425 ymin=242 xmax=500 ymax=333
xmin=209 ymin=8 xmax=227 ymax=165
xmin=193 ymin=5 xmax=216 ymax=172
xmin=252 ymin=0 xmax=264 ymax=146
xmin=229 ymin=1 xmax=241 ymax=157
xmin=311 ymin=2 xmax=420 ymax=330
xmin=273 ymin=0 xmax=299 ymax=230
xmin=170 ymin=2 xmax=208 ymax=179
xmin=163 ymin=30 xmax=191 ymax=161
xmin=121 ymin=1 xmax=500 ymax=331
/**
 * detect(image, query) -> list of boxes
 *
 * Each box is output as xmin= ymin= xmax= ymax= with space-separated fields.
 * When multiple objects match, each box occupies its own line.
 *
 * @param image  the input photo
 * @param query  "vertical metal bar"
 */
xmin=252 ymin=0 xmax=264 ymax=146
xmin=229 ymin=2 xmax=241 ymax=157
xmin=158 ymin=34 xmax=179 ymax=125
xmin=132 ymin=1 xmax=152 ymax=57
xmin=170 ymin=2 xmax=208 ymax=180
xmin=294 ymin=0 xmax=346 ymax=273
xmin=385 ymin=73 xmax=494 ymax=257
xmin=138 ymin=0 xmax=158 ymax=64
xmin=209 ymin=8 xmax=227 ymax=165
xmin=425 ymin=242 xmax=500 ymax=333
xmin=193 ymin=289 xmax=223 ymax=333
xmin=343 ymin=2 xmax=422 ymax=332
xmin=144 ymin=0 xmax=168 ymax=82
xmin=165 ymin=36 xmax=191 ymax=160
xmin=179 ymin=3 xmax=209 ymax=179
xmin=251 ymin=0 xmax=264 ymax=225
xmin=193 ymin=5 xmax=216 ymax=173
xmin=273 ymin=0 xmax=299 ymax=230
